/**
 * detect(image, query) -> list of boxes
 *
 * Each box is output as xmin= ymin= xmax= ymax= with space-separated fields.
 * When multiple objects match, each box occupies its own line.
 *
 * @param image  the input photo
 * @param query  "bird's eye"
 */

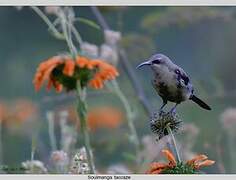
xmin=152 ymin=59 xmax=160 ymax=64
xmin=175 ymin=69 xmax=180 ymax=74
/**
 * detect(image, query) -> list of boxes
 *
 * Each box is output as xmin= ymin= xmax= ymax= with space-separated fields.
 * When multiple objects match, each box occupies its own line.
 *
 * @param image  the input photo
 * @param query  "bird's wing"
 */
xmin=177 ymin=68 xmax=194 ymax=95
xmin=179 ymin=68 xmax=190 ymax=86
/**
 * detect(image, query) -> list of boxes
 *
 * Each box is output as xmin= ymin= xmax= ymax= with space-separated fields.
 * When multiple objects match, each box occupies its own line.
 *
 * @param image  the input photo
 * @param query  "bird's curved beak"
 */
xmin=136 ymin=60 xmax=151 ymax=69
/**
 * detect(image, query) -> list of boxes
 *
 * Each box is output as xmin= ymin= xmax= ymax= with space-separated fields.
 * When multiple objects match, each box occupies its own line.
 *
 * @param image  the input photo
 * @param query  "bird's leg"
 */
xmin=169 ymin=103 xmax=178 ymax=115
xmin=159 ymin=100 xmax=167 ymax=115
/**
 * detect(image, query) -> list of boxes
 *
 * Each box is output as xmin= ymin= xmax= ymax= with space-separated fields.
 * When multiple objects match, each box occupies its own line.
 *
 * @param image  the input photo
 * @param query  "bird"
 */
xmin=136 ymin=53 xmax=211 ymax=114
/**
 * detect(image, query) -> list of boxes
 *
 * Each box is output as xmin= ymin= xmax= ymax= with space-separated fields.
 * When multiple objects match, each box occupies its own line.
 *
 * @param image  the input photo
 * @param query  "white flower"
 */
xmin=100 ymin=44 xmax=119 ymax=66
xmin=44 ymin=6 xmax=60 ymax=15
xmin=51 ymin=150 xmax=69 ymax=167
xmin=181 ymin=123 xmax=199 ymax=137
xmin=22 ymin=160 xmax=47 ymax=174
xmin=69 ymin=147 xmax=91 ymax=174
xmin=220 ymin=108 xmax=236 ymax=135
xmin=81 ymin=42 xmax=99 ymax=59
xmin=104 ymin=30 xmax=121 ymax=46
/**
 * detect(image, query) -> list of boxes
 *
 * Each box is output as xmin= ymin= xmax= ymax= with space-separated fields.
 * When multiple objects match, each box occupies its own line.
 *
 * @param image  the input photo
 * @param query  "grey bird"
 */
xmin=136 ymin=53 xmax=211 ymax=114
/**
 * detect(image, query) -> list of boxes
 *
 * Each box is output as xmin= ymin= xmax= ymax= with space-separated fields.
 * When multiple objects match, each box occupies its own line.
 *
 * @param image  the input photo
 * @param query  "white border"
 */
xmin=0 ymin=1 xmax=235 ymax=179
xmin=1 ymin=0 xmax=236 ymax=6
xmin=0 ymin=175 xmax=236 ymax=179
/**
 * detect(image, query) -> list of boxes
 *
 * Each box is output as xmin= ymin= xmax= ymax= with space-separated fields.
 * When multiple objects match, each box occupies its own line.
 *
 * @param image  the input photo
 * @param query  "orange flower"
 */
xmin=186 ymin=154 xmax=215 ymax=170
xmin=13 ymin=99 xmax=38 ymax=123
xmin=63 ymin=58 xmax=76 ymax=76
xmin=33 ymin=56 xmax=64 ymax=92
xmin=33 ymin=55 xmax=119 ymax=92
xmin=86 ymin=106 xmax=123 ymax=131
xmin=162 ymin=149 xmax=177 ymax=167
xmin=146 ymin=162 xmax=168 ymax=174
xmin=0 ymin=99 xmax=38 ymax=132
xmin=146 ymin=149 xmax=177 ymax=174
xmin=0 ymin=102 xmax=7 ymax=123
xmin=3 ymin=99 xmax=38 ymax=126
xmin=146 ymin=149 xmax=215 ymax=174
xmin=57 ymin=105 xmax=123 ymax=132
xmin=75 ymin=56 xmax=119 ymax=89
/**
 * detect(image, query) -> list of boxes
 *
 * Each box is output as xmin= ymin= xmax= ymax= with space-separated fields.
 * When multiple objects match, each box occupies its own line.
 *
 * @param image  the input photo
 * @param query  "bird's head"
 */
xmin=136 ymin=53 xmax=172 ymax=71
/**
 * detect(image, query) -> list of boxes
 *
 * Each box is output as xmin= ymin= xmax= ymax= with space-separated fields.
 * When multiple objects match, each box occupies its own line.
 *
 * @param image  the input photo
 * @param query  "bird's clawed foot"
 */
xmin=158 ymin=102 xmax=167 ymax=116
xmin=168 ymin=104 xmax=178 ymax=115
xmin=169 ymin=107 xmax=177 ymax=115
xmin=158 ymin=109 xmax=165 ymax=116
xmin=158 ymin=103 xmax=178 ymax=116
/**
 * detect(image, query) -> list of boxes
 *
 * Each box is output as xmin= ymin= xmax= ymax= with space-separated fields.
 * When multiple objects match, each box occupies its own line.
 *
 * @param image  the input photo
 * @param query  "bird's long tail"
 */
xmin=190 ymin=95 xmax=211 ymax=110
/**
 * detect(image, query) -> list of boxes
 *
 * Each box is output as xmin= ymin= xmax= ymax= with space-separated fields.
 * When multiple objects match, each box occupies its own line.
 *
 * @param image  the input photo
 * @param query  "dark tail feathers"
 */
xmin=190 ymin=95 xmax=211 ymax=110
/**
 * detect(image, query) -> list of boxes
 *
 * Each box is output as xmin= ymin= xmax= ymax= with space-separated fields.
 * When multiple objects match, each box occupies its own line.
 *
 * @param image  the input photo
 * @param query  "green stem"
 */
xmin=31 ymin=133 xmax=37 ymax=161
xmin=31 ymin=6 xmax=65 ymax=40
xmin=47 ymin=112 xmax=57 ymax=151
xmin=69 ymin=23 xmax=83 ymax=46
xmin=0 ymin=122 xmax=2 ymax=164
xmin=59 ymin=10 xmax=78 ymax=59
xmin=227 ymin=132 xmax=236 ymax=173
xmin=108 ymin=81 xmax=141 ymax=165
xmin=76 ymin=82 xmax=95 ymax=174
xmin=166 ymin=123 xmax=181 ymax=163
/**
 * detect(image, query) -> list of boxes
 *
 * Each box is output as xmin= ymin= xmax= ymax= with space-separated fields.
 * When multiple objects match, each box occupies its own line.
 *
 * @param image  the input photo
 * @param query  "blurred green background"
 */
xmin=0 ymin=6 xmax=236 ymax=174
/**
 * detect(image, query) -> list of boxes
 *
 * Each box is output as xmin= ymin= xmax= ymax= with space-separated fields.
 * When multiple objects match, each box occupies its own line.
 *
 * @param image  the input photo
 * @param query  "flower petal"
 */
xmin=186 ymin=154 xmax=208 ymax=166
xmin=161 ymin=149 xmax=177 ymax=166
xmin=33 ymin=56 xmax=63 ymax=91
xmin=195 ymin=160 xmax=215 ymax=169
xmin=146 ymin=162 xmax=168 ymax=174
xmin=63 ymin=58 xmax=75 ymax=76
xmin=76 ymin=56 xmax=89 ymax=68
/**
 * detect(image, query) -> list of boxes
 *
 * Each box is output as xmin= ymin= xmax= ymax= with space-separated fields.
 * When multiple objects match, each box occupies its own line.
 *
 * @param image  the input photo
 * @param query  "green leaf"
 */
xmin=76 ymin=17 xmax=100 ymax=30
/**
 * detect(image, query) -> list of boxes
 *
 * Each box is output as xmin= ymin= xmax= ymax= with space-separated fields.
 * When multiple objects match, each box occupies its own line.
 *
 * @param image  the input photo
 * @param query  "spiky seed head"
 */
xmin=150 ymin=111 xmax=182 ymax=140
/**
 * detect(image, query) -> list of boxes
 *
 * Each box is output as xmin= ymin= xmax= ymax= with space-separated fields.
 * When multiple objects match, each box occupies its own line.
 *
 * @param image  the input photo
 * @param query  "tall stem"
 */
xmin=31 ymin=133 xmax=37 ymax=161
xmin=108 ymin=81 xmax=141 ymax=165
xmin=59 ymin=12 xmax=78 ymax=59
xmin=31 ymin=6 xmax=64 ymax=40
xmin=0 ymin=123 xmax=2 ymax=164
xmin=228 ymin=132 xmax=236 ymax=173
xmin=76 ymin=82 xmax=95 ymax=174
xmin=46 ymin=111 xmax=57 ymax=151
xmin=166 ymin=123 xmax=181 ymax=163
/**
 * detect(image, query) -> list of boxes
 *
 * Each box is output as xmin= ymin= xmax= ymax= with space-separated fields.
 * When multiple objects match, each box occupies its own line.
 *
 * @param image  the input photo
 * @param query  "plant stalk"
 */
xmin=31 ymin=6 xmax=64 ymax=40
xmin=108 ymin=81 xmax=141 ymax=166
xmin=227 ymin=132 xmax=236 ymax=173
xmin=166 ymin=123 xmax=181 ymax=163
xmin=31 ymin=134 xmax=37 ymax=161
xmin=0 ymin=123 xmax=2 ymax=165
xmin=76 ymin=82 xmax=95 ymax=174
xmin=47 ymin=111 xmax=57 ymax=151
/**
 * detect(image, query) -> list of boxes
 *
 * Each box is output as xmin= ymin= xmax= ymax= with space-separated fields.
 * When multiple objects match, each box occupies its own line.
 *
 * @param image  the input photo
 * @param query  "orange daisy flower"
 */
xmin=3 ymin=99 xmax=38 ymax=126
xmin=186 ymin=154 xmax=215 ymax=170
xmin=75 ymin=56 xmax=119 ymax=89
xmin=146 ymin=149 xmax=215 ymax=174
xmin=57 ymin=105 xmax=123 ymax=132
xmin=33 ymin=55 xmax=119 ymax=93
xmin=86 ymin=106 xmax=123 ymax=131
xmin=0 ymin=102 xmax=7 ymax=123
xmin=33 ymin=56 xmax=64 ymax=92
xmin=55 ymin=106 xmax=124 ymax=132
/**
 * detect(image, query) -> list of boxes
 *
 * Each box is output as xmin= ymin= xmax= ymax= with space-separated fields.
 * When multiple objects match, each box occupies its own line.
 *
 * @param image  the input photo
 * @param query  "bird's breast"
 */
xmin=152 ymin=72 xmax=188 ymax=103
